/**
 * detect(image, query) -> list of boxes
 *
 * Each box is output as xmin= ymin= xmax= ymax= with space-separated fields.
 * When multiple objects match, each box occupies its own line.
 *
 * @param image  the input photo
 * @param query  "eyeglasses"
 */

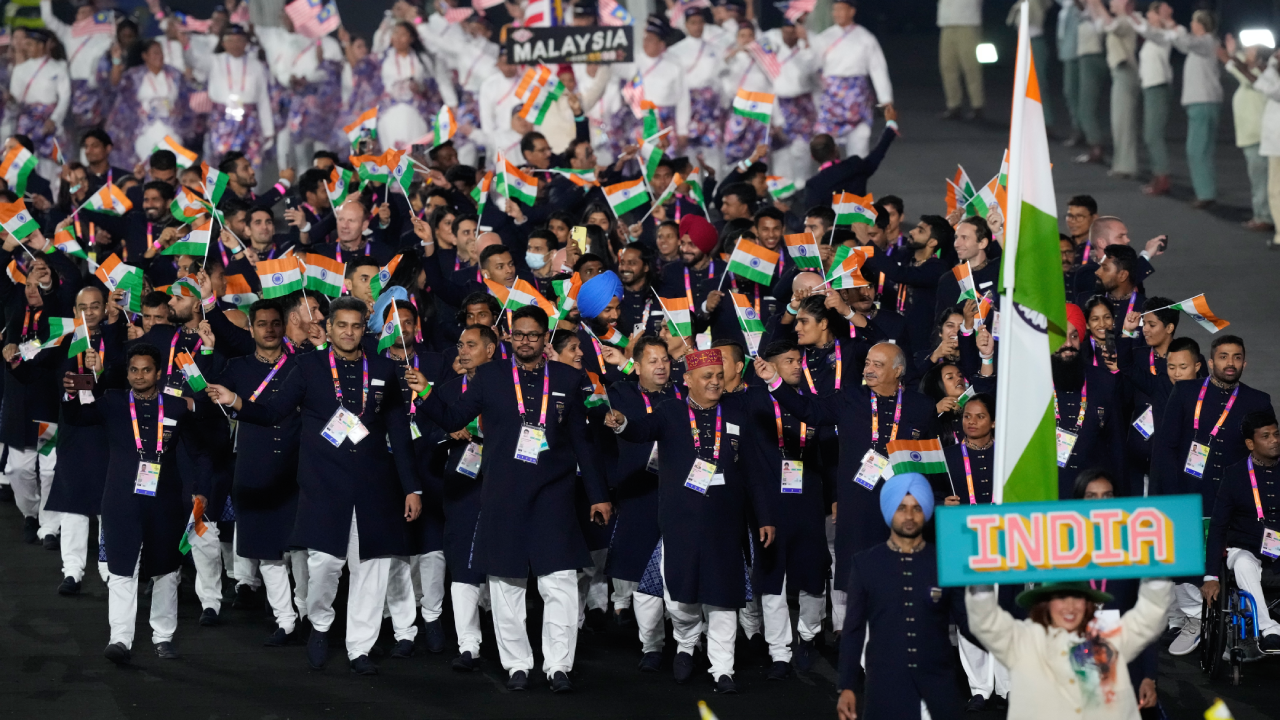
xmin=511 ymin=332 xmax=544 ymax=342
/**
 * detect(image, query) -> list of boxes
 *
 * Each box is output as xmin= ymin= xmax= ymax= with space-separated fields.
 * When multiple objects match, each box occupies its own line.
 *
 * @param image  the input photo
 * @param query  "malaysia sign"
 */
xmin=505 ymin=25 xmax=633 ymax=65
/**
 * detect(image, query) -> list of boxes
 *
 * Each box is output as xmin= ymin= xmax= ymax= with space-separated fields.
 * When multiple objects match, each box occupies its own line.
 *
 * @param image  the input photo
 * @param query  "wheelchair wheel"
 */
xmin=1201 ymin=594 xmax=1228 ymax=680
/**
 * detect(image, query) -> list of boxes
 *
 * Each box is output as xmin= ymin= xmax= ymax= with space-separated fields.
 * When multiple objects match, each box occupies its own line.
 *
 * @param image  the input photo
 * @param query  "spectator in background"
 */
xmin=1131 ymin=1 xmax=1175 ymax=196
xmin=1222 ymin=34 xmax=1275 ymax=232
xmin=937 ymin=0 xmax=985 ymax=121
xmin=1257 ymin=51 xmax=1280 ymax=248
xmin=1166 ymin=9 xmax=1224 ymax=209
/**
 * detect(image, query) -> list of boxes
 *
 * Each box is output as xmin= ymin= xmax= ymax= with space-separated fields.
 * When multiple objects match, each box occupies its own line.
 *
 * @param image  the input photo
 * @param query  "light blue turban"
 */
xmin=577 ymin=270 xmax=623 ymax=319
xmin=879 ymin=472 xmax=935 ymax=526
xmin=368 ymin=285 xmax=409 ymax=331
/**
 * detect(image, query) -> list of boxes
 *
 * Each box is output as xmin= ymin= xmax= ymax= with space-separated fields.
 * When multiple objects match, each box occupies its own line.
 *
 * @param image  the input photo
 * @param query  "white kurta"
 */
xmin=134 ymin=68 xmax=183 ymax=162
xmin=207 ymin=52 xmax=276 ymax=137
xmin=809 ymin=23 xmax=893 ymax=104
xmin=159 ymin=37 xmax=187 ymax=74
xmin=764 ymin=31 xmax=817 ymax=99
xmin=185 ymin=33 xmax=220 ymax=86
xmin=478 ymin=70 xmax=523 ymax=156
xmin=670 ymin=35 xmax=729 ymax=92
xmin=379 ymin=49 xmax=457 ymax=150
xmin=10 ymin=56 xmax=71 ymax=125
xmin=39 ymin=0 xmax=112 ymax=83
xmin=613 ymin=51 xmax=691 ymax=135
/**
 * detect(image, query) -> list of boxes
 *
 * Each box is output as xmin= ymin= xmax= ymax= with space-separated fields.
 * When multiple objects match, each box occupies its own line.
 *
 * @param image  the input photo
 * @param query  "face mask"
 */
xmin=525 ymin=250 xmax=547 ymax=270
xmin=70 ymin=184 xmax=82 ymax=194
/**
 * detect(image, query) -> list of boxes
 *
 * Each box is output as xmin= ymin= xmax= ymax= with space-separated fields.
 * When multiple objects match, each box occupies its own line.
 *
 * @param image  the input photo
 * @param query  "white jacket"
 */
xmin=1255 ymin=59 xmax=1280 ymax=158
xmin=966 ymin=579 xmax=1172 ymax=720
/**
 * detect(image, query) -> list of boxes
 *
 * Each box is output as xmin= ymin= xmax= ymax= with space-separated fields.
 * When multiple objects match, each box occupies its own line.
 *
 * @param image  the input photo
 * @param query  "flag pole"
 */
xmin=716 ymin=240 xmax=737 ymax=292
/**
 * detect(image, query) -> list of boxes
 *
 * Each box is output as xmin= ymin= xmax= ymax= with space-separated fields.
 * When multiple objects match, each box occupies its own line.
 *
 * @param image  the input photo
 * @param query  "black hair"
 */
xmin=1242 ymin=411 xmax=1279 ymax=443
xmin=345 ymin=257 xmax=382 ymax=278
xmin=720 ymin=182 xmax=756 ymax=208
xmin=574 ymin=253 xmax=606 ymax=272
xmin=711 ymin=338 xmax=745 ymax=365
xmin=81 ymin=128 xmax=113 ymax=149
xmin=313 ymin=150 xmax=340 ymax=165
xmin=631 ymin=335 xmax=669 ymax=360
xmin=527 ymin=227 xmax=559 ymax=249
xmin=512 ymin=305 xmax=550 ymax=332
xmin=445 ymin=164 xmax=476 ymax=188
xmin=1067 ymin=195 xmax=1098 ymax=215
xmin=141 ymin=291 xmax=170 ymax=309
xmin=428 ymin=204 xmax=456 ymax=234
xmin=872 ymin=205 xmax=890 ymax=230
xmin=1072 ymin=468 xmax=1116 ymax=499
xmin=550 ymin=328 xmax=579 ymax=353
xmin=805 ymin=206 xmax=836 ymax=230
xmin=328 ymin=296 xmax=369 ymax=322
xmin=520 ymin=131 xmax=547 ymax=156
xmin=126 ymin=342 xmax=163 ymax=369
xmin=298 ymin=167 xmax=329 ymax=198
xmin=1167 ymin=336 xmax=1201 ymax=359
xmin=958 ymin=215 xmax=993 ymax=244
xmin=452 ymin=212 xmax=479 ymax=236
xmin=479 ymin=244 xmax=513 ymax=268
xmin=879 ymin=194 xmax=904 ymax=218
xmin=1103 ymin=244 xmax=1138 ymax=284
xmin=964 ymin=392 xmax=995 ymax=419
xmin=763 ymin=339 xmax=800 ymax=360
xmin=143 ymin=180 xmax=176 ymax=203
xmin=462 ymin=323 xmax=499 ymax=347
xmin=921 ymin=214 xmax=956 ymax=262
xmin=1083 ymin=295 xmax=1113 ymax=324
xmin=428 ymin=140 xmax=455 ymax=162
xmin=150 ymin=150 xmax=177 ymax=172
xmin=455 ymin=291 xmax=501 ymax=325
xmin=247 ymin=298 xmax=284 ymax=325
xmin=1210 ymin=335 xmax=1245 ymax=356
xmin=919 ymin=361 xmax=962 ymax=402
xmin=797 ymin=294 xmax=840 ymax=331
xmin=1142 ymin=296 xmax=1179 ymax=331
xmin=810 ymin=134 xmax=838 ymax=164
xmin=753 ymin=206 xmax=785 ymax=226
xmin=218 ymin=151 xmax=245 ymax=175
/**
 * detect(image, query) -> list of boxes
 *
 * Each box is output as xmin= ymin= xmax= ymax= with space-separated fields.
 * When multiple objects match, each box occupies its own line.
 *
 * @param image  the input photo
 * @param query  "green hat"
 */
xmin=1015 ymin=581 xmax=1113 ymax=609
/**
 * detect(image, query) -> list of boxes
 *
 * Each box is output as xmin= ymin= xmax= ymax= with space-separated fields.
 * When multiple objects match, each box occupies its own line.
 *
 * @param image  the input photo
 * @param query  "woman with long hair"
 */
xmin=331 ymin=29 xmax=382 ymax=162
xmin=378 ymin=21 xmax=455 ymax=151
xmin=8 ymin=28 xmax=70 ymax=180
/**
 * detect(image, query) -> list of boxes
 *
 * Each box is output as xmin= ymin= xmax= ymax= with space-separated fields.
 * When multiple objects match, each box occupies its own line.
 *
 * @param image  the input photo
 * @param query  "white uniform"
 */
xmin=809 ymin=23 xmax=892 ymax=157
xmin=133 ymin=69 xmax=183 ymax=164
xmin=379 ymin=49 xmax=458 ymax=151
xmin=765 ymin=29 xmax=819 ymax=181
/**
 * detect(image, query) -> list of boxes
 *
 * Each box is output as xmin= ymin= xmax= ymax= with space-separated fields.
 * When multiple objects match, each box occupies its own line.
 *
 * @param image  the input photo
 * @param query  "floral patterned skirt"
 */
xmin=686 ymin=86 xmax=722 ymax=149
xmin=814 ymin=75 xmax=874 ymax=139
xmin=207 ymin=104 xmax=265 ymax=172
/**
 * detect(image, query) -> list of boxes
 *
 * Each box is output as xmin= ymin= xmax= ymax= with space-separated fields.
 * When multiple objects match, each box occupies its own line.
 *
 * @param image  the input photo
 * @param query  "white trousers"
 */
xmin=8 ymin=446 xmax=58 ymax=536
xmin=1173 ymin=582 xmax=1203 ymax=621
xmin=308 ymin=511 xmax=391 ymax=659
xmin=613 ymin=579 xmax=666 ymax=653
xmin=259 ymin=551 xmax=304 ymax=633
xmin=762 ymin=582 xmax=826 ymax=662
xmin=578 ymin=548 xmax=610 ymax=626
xmin=385 ymin=555 xmax=420 ymax=642
xmin=612 ymin=577 xmax=634 ymax=609
xmin=189 ymin=519 xmax=223 ymax=612
xmin=661 ymin=544 xmax=737 ymax=678
xmin=232 ymin=529 xmax=263 ymax=590
xmin=416 ymin=551 xmax=447 ymax=622
xmin=957 ymin=632 xmax=1010 ymax=698
xmin=840 ymin=123 xmax=873 ymax=160
xmin=59 ymin=513 xmax=108 ymax=582
xmin=489 ymin=570 xmax=579 ymax=675
xmin=451 ymin=581 xmax=484 ymax=655
xmin=827 ymin=515 xmax=846 ymax=631
xmin=1228 ymin=548 xmax=1279 ymax=636
xmin=107 ymin=551 xmax=179 ymax=648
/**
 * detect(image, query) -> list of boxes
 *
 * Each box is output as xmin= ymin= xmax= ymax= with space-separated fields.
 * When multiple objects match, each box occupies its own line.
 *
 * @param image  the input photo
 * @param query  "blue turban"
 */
xmin=577 ymin=271 xmax=623 ymax=319
xmin=879 ymin=473 xmax=935 ymax=526
xmin=368 ymin=285 xmax=409 ymax=331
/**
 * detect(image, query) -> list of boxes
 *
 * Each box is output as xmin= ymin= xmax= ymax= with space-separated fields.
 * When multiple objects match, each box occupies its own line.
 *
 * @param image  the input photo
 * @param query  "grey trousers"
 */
xmin=1242 ymin=144 xmax=1272 ymax=223
xmin=1062 ymin=58 xmax=1081 ymax=133
xmin=1077 ymin=53 xmax=1109 ymax=146
xmin=1142 ymin=84 xmax=1171 ymax=175
xmin=1110 ymin=62 xmax=1140 ymax=174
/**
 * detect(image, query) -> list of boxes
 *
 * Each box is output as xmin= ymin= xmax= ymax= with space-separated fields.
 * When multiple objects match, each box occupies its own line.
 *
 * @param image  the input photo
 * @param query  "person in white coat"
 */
xmin=765 ymin=18 xmax=817 ymax=184
xmin=966 ymin=579 xmax=1172 ymax=720
xmin=378 ymin=21 xmax=456 ymax=151
xmin=1255 ymin=53 xmax=1280 ymax=247
xmin=38 ymin=0 xmax=112 ymax=138
xmin=8 ymin=28 xmax=70 ymax=182
xmin=670 ymin=7 xmax=729 ymax=180
xmin=206 ymin=24 xmax=275 ymax=174
xmin=809 ymin=0 xmax=893 ymax=158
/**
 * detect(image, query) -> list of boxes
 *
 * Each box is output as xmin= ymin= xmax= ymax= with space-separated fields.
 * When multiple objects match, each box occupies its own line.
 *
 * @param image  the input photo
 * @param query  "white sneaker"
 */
xmin=1169 ymin=617 xmax=1202 ymax=656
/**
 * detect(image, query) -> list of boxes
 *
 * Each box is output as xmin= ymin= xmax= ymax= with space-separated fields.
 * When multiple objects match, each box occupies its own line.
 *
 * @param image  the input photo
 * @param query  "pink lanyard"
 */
xmin=128 ymin=391 xmax=165 ymax=460
xmin=248 ymin=356 xmax=287 ymax=402
xmin=1053 ymin=381 xmax=1087 ymax=430
xmin=1248 ymin=457 xmax=1268 ymax=521
xmin=960 ymin=442 xmax=977 ymax=505
xmin=770 ymin=397 xmax=805 ymax=454
xmin=329 ymin=348 xmax=369 ymax=415
xmin=20 ymin=57 xmax=50 ymax=103
xmin=225 ymin=56 xmax=246 ymax=95
xmin=687 ymin=402 xmax=722 ymax=461
xmin=870 ymin=386 xmax=902 ymax=444
xmin=1194 ymin=379 xmax=1239 ymax=440
xmin=511 ymin=359 xmax=550 ymax=426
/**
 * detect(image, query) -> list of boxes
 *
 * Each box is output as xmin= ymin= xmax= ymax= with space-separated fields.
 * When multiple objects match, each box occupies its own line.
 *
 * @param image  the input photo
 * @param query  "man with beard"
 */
xmin=80 ymin=180 xmax=180 ymax=285
xmin=415 ymin=306 xmax=611 ymax=693
xmin=1154 ymin=334 xmax=1273 ymax=656
xmin=617 ymin=244 xmax=664 ymax=337
xmin=659 ymin=216 xmax=725 ymax=335
xmin=605 ymin=348 xmax=775 ymax=694
xmin=835 ymin=474 xmax=969 ymax=720
xmin=863 ymin=215 xmax=954 ymax=355
xmin=1065 ymin=216 xmax=1163 ymax=300
xmin=575 ymin=270 xmax=628 ymax=384
xmin=1052 ymin=304 xmax=1123 ymax=498
xmin=1080 ymin=244 xmax=1144 ymax=334
xmin=934 ymin=216 xmax=1000 ymax=318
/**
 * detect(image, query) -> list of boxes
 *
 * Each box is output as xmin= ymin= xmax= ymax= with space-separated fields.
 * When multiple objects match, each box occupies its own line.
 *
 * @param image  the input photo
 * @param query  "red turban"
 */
xmin=1065 ymin=303 xmax=1086 ymax=342
xmin=680 ymin=215 xmax=718 ymax=255
xmin=685 ymin=348 xmax=723 ymax=370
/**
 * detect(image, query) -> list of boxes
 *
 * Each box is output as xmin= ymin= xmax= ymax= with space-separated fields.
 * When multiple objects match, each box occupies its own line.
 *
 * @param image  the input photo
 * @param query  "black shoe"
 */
xmin=638 ymin=651 xmax=662 ymax=672
xmin=584 ymin=607 xmax=608 ymax=633
xmin=1261 ymin=634 xmax=1280 ymax=652
xmin=349 ymin=655 xmax=377 ymax=675
xmin=451 ymin=651 xmax=480 ymax=672
xmin=233 ymin=584 xmax=262 ymax=610
xmin=58 ymin=576 xmax=80 ymax=596
xmin=307 ymin=629 xmax=329 ymax=669
xmin=389 ymin=638 xmax=415 ymax=658
xmin=154 ymin=641 xmax=180 ymax=659
xmin=990 ymin=694 xmax=1008 ymax=710
xmin=748 ymin=632 xmax=768 ymax=660
xmin=673 ymin=651 xmax=694 ymax=684
xmin=614 ymin=606 xmax=637 ymax=630
xmin=794 ymin=638 xmax=816 ymax=672
xmin=422 ymin=619 xmax=446 ymax=654
xmin=713 ymin=674 xmax=737 ymax=694
xmin=550 ymin=670 xmax=573 ymax=693
xmin=966 ymin=694 xmax=987 ymax=712
xmin=964 ymin=108 xmax=985 ymax=122
xmin=103 ymin=642 xmax=131 ymax=665
xmin=263 ymin=626 xmax=292 ymax=647
xmin=42 ymin=534 xmax=59 ymax=550
xmin=0 ymin=485 xmax=13 ymax=502
xmin=767 ymin=660 xmax=790 ymax=680
xmin=199 ymin=607 xmax=220 ymax=627
xmin=22 ymin=516 xmax=38 ymax=544
xmin=940 ymin=108 xmax=963 ymax=120
xmin=506 ymin=670 xmax=528 ymax=691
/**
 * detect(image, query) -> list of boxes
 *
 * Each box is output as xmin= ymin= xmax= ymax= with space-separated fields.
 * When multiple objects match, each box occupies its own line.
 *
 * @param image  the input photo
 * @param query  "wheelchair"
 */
xmin=1199 ymin=555 xmax=1280 ymax=685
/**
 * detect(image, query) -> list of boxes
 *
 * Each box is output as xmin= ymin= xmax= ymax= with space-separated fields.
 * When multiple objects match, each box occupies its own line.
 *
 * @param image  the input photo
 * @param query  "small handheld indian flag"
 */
xmin=766 ymin=175 xmax=796 ymax=200
xmin=661 ymin=295 xmax=693 ymax=337
xmin=256 ymin=258 xmax=304 ymax=298
xmin=731 ymin=292 xmax=765 ymax=356
xmin=432 ymin=106 xmax=457 ymax=147
xmin=552 ymin=168 xmax=597 ymax=188
xmin=35 ymin=421 xmax=57 ymax=456
xmin=552 ymin=273 xmax=582 ymax=320
xmin=471 ymin=170 xmax=493 ymax=217
xmin=175 ymin=351 xmax=208 ymax=392
xmin=377 ymin=300 xmax=404 ymax=352
xmin=222 ymin=273 xmax=259 ymax=310
xmin=84 ymin=183 xmax=133 ymax=216
xmin=0 ymin=198 xmax=40 ymax=240
xmin=390 ymin=152 xmax=414 ymax=196
xmin=517 ymin=77 xmax=565 ymax=125
xmin=369 ymin=254 xmax=402 ymax=301
xmin=352 ymin=149 xmax=401 ymax=184
xmin=952 ymin=261 xmax=978 ymax=302
xmin=49 ymin=224 xmax=87 ymax=259
xmin=201 ymin=162 xmax=228 ymax=205
xmin=597 ymin=325 xmax=629 ymax=348
xmin=344 ymin=106 xmax=379 ymax=151
xmin=492 ymin=278 xmax=557 ymax=315
xmin=884 ymin=438 xmax=946 ymax=478
xmin=46 ymin=316 xmax=77 ymax=343
xmin=784 ymin=233 xmax=822 ymax=271
xmin=163 ymin=218 xmax=213 ymax=256
xmin=1168 ymin=294 xmax=1230 ymax=333
xmin=515 ymin=64 xmax=553 ymax=99
xmin=603 ymin=178 xmax=648 ymax=217
xmin=732 ymin=89 xmax=775 ymax=124
xmin=166 ymin=275 xmax=201 ymax=298
xmin=955 ymin=384 xmax=977 ymax=410
xmin=67 ymin=312 xmax=90 ymax=357
xmin=51 ymin=138 xmax=65 ymax=167
xmin=170 ymin=185 xmax=210 ymax=224
xmin=154 ymin=135 xmax=198 ymax=169
xmin=178 ymin=496 xmax=208 ymax=555
xmin=94 ymin=254 xmax=145 ymax=311
xmin=832 ymin=192 xmax=876 ymax=226
xmin=637 ymin=132 xmax=666 ymax=183
xmin=685 ymin=167 xmax=708 ymax=212
xmin=304 ymin=254 xmax=345 ymax=297
xmin=583 ymin=370 xmax=610 ymax=408
xmin=0 ymin=144 xmax=37 ymax=195
xmin=726 ymin=239 xmax=779 ymax=286
xmin=974 ymin=292 xmax=993 ymax=327
xmin=826 ymin=245 xmax=874 ymax=290
xmin=495 ymin=154 xmax=538 ymax=205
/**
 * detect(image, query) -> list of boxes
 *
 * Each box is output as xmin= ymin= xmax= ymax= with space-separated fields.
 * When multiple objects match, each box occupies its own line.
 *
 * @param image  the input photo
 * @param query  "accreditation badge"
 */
xmin=457 ymin=441 xmax=483 ymax=478
xmin=515 ymin=424 xmax=547 ymax=464
xmin=853 ymin=450 xmax=888 ymax=490
xmin=1132 ymin=405 xmax=1154 ymax=439
xmin=684 ymin=458 xmax=716 ymax=494
xmin=1262 ymin=528 xmax=1280 ymax=560
xmin=1184 ymin=441 xmax=1210 ymax=478
xmin=134 ymin=461 xmax=161 ymax=496
xmin=781 ymin=460 xmax=804 ymax=494
xmin=1055 ymin=428 xmax=1078 ymax=468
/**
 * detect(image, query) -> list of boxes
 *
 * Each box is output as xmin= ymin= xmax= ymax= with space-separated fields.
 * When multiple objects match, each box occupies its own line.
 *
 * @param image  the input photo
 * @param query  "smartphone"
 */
xmin=285 ymin=195 xmax=299 ymax=210
xmin=1103 ymin=329 xmax=1117 ymax=359
xmin=68 ymin=374 xmax=95 ymax=391
xmin=1158 ymin=234 xmax=1169 ymax=252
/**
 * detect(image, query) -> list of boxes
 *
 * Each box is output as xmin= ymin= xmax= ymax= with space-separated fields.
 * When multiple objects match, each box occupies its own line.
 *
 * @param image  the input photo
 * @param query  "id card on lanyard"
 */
xmin=1185 ymin=379 xmax=1238 ymax=478
xmin=684 ymin=404 xmax=721 ymax=494
xmin=321 ymin=350 xmax=369 ymax=447
xmin=1247 ymin=457 xmax=1280 ymax=559
xmin=513 ymin=360 xmax=550 ymax=464
xmin=772 ymin=397 xmax=805 ymax=493
xmin=130 ymin=391 xmax=165 ymax=496
xmin=1052 ymin=383 xmax=1086 ymax=467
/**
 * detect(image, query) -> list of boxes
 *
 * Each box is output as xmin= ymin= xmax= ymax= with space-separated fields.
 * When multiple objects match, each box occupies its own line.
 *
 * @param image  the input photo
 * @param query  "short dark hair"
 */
xmin=247 ymin=299 xmax=284 ymax=325
xmin=452 ymin=213 xmax=479 ymax=236
xmin=1103 ymin=244 xmax=1138 ymax=283
xmin=805 ymin=206 xmax=836 ymax=230
xmin=428 ymin=140 xmax=455 ymax=161
xmin=512 ymin=305 xmax=550 ymax=332
xmin=1067 ymin=195 xmax=1098 ymax=215
xmin=753 ymin=206 xmax=785 ymax=227
xmin=711 ymin=338 xmax=745 ymax=365
xmin=1072 ymin=468 xmax=1117 ymax=499
xmin=81 ymin=128 xmax=113 ymax=148
xmin=218 ymin=151 xmax=246 ymax=175
xmin=720 ymin=183 xmax=756 ymax=207
xmin=879 ymin=194 xmax=904 ymax=218
xmin=345 ymin=257 xmax=382 ymax=279
xmin=143 ymin=180 xmax=175 ymax=202
xmin=1167 ymin=336 xmax=1201 ymax=359
xmin=127 ymin=342 xmax=163 ymax=369
xmin=520 ymin=131 xmax=547 ymax=156
xmin=479 ymin=244 xmax=512 ymax=268
xmin=797 ymin=294 xmax=838 ymax=328
xmin=550 ymin=328 xmax=578 ymax=353
xmin=958 ymin=216 xmax=992 ymax=244
xmin=921 ymin=215 xmax=956 ymax=258
xmin=574 ymin=253 xmax=606 ymax=272
xmin=298 ymin=167 xmax=329 ymax=198
xmin=810 ymin=134 xmax=838 ymax=164
xmin=327 ymin=296 xmax=368 ymax=322
xmin=1141 ymin=296 xmax=1178 ymax=330
xmin=763 ymin=339 xmax=800 ymax=360
xmin=462 ymin=323 xmax=499 ymax=347
xmin=1210 ymin=335 xmax=1245 ymax=356
xmin=631 ymin=335 xmax=669 ymax=360
xmin=142 ymin=291 xmax=170 ymax=309
xmin=965 ymin=392 xmax=995 ymax=419
xmin=149 ymin=150 xmax=177 ymax=172
xmin=248 ymin=206 xmax=274 ymax=225
xmin=1242 ymin=411 xmax=1278 ymax=443
xmin=313 ymin=150 xmax=340 ymax=166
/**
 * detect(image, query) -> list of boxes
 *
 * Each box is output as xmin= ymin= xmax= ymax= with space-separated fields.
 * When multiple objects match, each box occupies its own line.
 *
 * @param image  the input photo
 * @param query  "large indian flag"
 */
xmin=992 ymin=6 xmax=1068 ymax=505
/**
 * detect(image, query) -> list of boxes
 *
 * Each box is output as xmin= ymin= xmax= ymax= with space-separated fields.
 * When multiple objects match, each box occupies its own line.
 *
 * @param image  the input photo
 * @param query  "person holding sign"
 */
xmin=1203 ymin=411 xmax=1280 ymax=654
xmin=62 ymin=343 xmax=212 ymax=665
xmin=206 ymin=297 xmax=422 ymax=675
xmin=414 ymin=306 xmax=611 ymax=693
xmin=604 ymin=347 xmax=774 ymax=694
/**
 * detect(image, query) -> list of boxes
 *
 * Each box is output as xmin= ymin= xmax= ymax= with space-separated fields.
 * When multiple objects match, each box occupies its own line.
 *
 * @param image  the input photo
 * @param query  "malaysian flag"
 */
xmin=71 ymin=11 xmax=116 ymax=38
xmin=173 ymin=12 xmax=212 ymax=34
xmin=285 ymin=0 xmax=341 ymax=39
xmin=784 ymin=0 xmax=816 ymax=22
xmin=442 ymin=5 xmax=473 ymax=23
xmin=621 ymin=72 xmax=653 ymax=119
xmin=524 ymin=0 xmax=565 ymax=27
xmin=599 ymin=0 xmax=633 ymax=26
xmin=472 ymin=0 xmax=505 ymax=16
xmin=666 ymin=0 xmax=710 ymax=23
xmin=747 ymin=40 xmax=781 ymax=81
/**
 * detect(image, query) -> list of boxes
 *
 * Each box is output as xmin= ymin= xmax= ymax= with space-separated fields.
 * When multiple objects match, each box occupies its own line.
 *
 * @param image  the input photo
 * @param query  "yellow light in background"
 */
xmin=976 ymin=43 xmax=999 ymax=64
